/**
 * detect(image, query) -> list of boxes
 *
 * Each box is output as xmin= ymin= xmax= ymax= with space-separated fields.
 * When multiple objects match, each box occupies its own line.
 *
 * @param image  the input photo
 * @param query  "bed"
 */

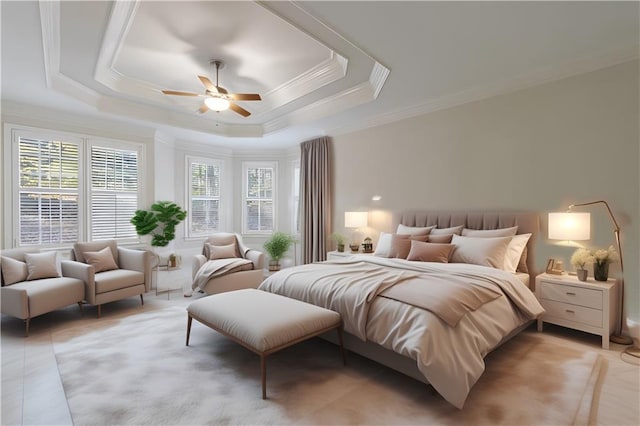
xmin=259 ymin=211 xmax=544 ymax=408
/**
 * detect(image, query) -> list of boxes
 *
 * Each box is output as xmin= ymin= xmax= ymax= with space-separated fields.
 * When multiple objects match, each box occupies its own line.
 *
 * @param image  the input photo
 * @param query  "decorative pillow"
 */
xmin=517 ymin=246 xmax=529 ymax=274
xmin=1 ymin=256 xmax=29 ymax=285
xmin=461 ymin=226 xmax=518 ymax=237
xmin=374 ymin=232 xmax=393 ymax=257
xmin=24 ymin=252 xmax=60 ymax=281
xmin=396 ymin=224 xmax=434 ymax=236
xmin=204 ymin=234 xmax=241 ymax=258
xmin=450 ymin=235 xmax=511 ymax=269
xmin=207 ymin=243 xmax=238 ymax=260
xmin=83 ymin=247 xmax=119 ymax=273
xmin=431 ymin=225 xmax=464 ymax=235
xmin=407 ymin=241 xmax=455 ymax=263
xmin=381 ymin=234 xmax=430 ymax=258
xmin=427 ymin=234 xmax=454 ymax=244
xmin=74 ymin=241 xmax=119 ymax=265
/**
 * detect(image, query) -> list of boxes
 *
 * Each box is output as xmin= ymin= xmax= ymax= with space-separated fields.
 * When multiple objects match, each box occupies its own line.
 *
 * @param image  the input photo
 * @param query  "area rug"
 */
xmin=52 ymin=305 xmax=603 ymax=425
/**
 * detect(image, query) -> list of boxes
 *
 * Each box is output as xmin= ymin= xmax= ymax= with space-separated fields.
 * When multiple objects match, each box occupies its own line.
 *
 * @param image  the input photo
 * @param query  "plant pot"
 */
xmin=593 ymin=262 xmax=609 ymax=281
xmin=268 ymin=260 xmax=281 ymax=272
xmin=337 ymin=244 xmax=345 ymax=253
xmin=576 ymin=268 xmax=588 ymax=281
xmin=349 ymin=244 xmax=360 ymax=253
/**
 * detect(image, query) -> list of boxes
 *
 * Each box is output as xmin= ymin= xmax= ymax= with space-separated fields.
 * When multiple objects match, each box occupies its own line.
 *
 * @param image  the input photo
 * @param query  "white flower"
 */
xmin=592 ymin=245 xmax=618 ymax=265
xmin=570 ymin=248 xmax=594 ymax=269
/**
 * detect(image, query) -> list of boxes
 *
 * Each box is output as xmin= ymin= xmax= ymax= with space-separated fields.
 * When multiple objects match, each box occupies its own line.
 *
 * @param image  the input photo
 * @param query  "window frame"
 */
xmin=291 ymin=159 xmax=301 ymax=236
xmin=5 ymin=124 xmax=146 ymax=248
xmin=185 ymin=155 xmax=225 ymax=238
xmin=242 ymin=161 xmax=277 ymax=235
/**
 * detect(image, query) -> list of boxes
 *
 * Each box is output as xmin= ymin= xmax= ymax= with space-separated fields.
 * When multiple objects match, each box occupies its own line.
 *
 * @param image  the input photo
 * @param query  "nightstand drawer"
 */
xmin=539 ymin=281 xmax=602 ymax=310
xmin=541 ymin=300 xmax=602 ymax=328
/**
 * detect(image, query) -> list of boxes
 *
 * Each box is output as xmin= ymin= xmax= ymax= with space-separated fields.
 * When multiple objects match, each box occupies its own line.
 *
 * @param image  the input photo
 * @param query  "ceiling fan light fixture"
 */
xmin=204 ymin=96 xmax=230 ymax=111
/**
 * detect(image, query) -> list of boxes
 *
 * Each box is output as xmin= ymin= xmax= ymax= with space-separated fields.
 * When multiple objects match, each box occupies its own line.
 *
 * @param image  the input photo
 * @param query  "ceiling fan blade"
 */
xmin=162 ymin=90 xmax=200 ymax=97
xmin=198 ymin=104 xmax=209 ymax=114
xmin=229 ymin=102 xmax=251 ymax=117
xmin=198 ymin=75 xmax=217 ymax=93
xmin=229 ymin=93 xmax=262 ymax=101
xmin=215 ymin=86 xmax=228 ymax=94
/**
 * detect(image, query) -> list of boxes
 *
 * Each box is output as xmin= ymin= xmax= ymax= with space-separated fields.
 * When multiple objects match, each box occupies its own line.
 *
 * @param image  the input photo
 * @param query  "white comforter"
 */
xmin=259 ymin=256 xmax=544 ymax=408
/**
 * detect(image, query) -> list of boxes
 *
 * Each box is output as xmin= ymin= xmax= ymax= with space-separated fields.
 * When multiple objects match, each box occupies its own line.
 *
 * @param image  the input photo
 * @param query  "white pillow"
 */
xmin=374 ymin=232 xmax=393 ymax=257
xmin=207 ymin=243 xmax=238 ymax=260
xmin=396 ymin=224 xmax=434 ymax=236
xmin=461 ymin=226 xmax=518 ymax=237
xmin=450 ymin=235 xmax=512 ymax=269
xmin=504 ymin=233 xmax=531 ymax=273
xmin=1 ymin=256 xmax=28 ymax=285
xmin=431 ymin=225 xmax=464 ymax=235
xmin=24 ymin=252 xmax=60 ymax=281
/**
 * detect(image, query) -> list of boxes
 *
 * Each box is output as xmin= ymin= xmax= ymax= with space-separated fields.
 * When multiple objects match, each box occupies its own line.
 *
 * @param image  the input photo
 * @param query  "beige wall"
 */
xmin=332 ymin=60 xmax=639 ymax=324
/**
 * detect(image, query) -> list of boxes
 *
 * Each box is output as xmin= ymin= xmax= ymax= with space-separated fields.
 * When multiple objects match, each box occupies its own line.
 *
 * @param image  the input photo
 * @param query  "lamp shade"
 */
xmin=204 ymin=96 xmax=230 ymax=111
xmin=345 ymin=211 xmax=368 ymax=228
xmin=548 ymin=212 xmax=590 ymax=241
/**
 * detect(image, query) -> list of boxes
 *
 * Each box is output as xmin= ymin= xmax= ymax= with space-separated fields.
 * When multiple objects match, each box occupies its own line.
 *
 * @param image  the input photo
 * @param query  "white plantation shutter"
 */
xmin=243 ymin=163 xmax=275 ymax=233
xmin=18 ymin=136 xmax=80 ymax=245
xmin=188 ymin=159 xmax=222 ymax=236
xmin=90 ymin=145 xmax=139 ymax=240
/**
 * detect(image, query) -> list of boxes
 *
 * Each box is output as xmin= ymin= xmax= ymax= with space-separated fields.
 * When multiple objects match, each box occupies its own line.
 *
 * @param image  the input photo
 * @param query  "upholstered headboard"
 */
xmin=393 ymin=210 xmax=540 ymax=284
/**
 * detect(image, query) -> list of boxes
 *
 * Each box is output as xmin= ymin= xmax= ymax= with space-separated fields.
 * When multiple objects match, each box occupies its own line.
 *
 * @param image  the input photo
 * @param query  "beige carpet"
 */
xmin=52 ymin=305 xmax=603 ymax=425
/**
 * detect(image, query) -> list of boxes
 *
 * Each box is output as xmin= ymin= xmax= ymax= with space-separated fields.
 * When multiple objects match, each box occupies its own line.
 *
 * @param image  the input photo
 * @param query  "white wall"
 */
xmin=331 ymin=60 xmax=639 ymax=324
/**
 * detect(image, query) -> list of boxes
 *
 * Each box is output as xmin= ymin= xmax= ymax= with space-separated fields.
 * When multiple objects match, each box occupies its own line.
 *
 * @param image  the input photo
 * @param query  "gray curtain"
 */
xmin=300 ymin=137 xmax=331 ymax=264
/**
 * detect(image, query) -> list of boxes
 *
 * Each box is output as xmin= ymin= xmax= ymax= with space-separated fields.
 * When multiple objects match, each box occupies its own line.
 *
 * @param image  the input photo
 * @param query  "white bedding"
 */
xmin=259 ymin=257 xmax=544 ymax=408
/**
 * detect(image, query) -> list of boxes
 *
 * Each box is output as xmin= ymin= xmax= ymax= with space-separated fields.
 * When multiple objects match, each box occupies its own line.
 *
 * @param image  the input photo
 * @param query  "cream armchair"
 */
xmin=1 ymin=248 xmax=85 ymax=336
xmin=65 ymin=240 xmax=151 ymax=317
xmin=192 ymin=233 xmax=265 ymax=295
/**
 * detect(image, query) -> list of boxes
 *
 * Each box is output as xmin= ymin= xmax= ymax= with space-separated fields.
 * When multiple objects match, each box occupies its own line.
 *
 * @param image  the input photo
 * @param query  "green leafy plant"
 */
xmin=263 ymin=232 xmax=295 ymax=261
xmin=330 ymin=233 xmax=346 ymax=245
xmin=131 ymin=201 xmax=187 ymax=247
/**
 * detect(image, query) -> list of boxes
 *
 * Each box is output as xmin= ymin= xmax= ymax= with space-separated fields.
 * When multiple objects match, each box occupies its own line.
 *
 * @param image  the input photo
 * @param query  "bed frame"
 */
xmin=322 ymin=210 xmax=540 ymax=385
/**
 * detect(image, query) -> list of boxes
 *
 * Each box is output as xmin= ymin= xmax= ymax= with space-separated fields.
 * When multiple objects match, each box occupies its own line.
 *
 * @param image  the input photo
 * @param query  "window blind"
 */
xmin=189 ymin=161 xmax=221 ymax=235
xmin=245 ymin=166 xmax=274 ymax=232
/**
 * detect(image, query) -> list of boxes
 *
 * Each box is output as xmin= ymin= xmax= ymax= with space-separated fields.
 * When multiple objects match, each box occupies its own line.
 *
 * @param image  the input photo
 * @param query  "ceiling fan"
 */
xmin=161 ymin=60 xmax=261 ymax=117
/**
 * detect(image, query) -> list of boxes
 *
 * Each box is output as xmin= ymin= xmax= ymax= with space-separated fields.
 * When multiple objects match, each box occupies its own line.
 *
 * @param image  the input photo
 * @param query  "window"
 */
xmin=9 ymin=126 xmax=144 ymax=247
xmin=243 ymin=162 xmax=276 ymax=234
xmin=187 ymin=156 xmax=223 ymax=237
xmin=17 ymin=134 xmax=81 ymax=245
xmin=89 ymin=144 xmax=139 ymax=240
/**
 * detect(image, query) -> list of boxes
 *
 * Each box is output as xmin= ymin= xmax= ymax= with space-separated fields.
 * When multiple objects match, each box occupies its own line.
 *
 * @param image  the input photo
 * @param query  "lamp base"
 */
xmin=610 ymin=334 xmax=634 ymax=345
xmin=624 ymin=345 xmax=640 ymax=358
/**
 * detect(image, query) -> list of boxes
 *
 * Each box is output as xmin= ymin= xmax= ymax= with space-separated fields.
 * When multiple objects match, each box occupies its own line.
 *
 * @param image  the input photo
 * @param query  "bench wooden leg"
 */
xmin=186 ymin=315 xmax=193 ymax=346
xmin=261 ymin=354 xmax=267 ymax=400
xmin=337 ymin=326 xmax=346 ymax=366
xmin=78 ymin=301 xmax=84 ymax=316
xmin=25 ymin=318 xmax=30 ymax=337
xmin=140 ymin=294 xmax=144 ymax=306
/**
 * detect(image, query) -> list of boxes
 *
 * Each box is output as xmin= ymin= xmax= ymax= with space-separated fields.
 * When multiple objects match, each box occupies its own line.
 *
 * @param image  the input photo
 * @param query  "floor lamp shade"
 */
xmin=345 ymin=212 xmax=368 ymax=228
xmin=548 ymin=212 xmax=590 ymax=241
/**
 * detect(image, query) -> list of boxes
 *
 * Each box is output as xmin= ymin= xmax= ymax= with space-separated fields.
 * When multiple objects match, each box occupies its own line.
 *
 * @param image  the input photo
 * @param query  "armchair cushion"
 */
xmin=94 ymin=269 xmax=145 ymax=294
xmin=206 ymin=243 xmax=238 ymax=260
xmin=25 ymin=252 xmax=60 ymax=281
xmin=1 ymin=256 xmax=28 ymax=285
xmin=84 ymin=247 xmax=119 ymax=273
xmin=203 ymin=233 xmax=242 ymax=258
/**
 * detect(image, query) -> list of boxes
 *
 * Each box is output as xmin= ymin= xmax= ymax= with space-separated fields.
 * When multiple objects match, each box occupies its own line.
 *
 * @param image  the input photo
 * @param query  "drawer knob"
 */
xmin=565 ymin=309 xmax=575 ymax=314
xmin=566 ymin=292 xmax=576 ymax=296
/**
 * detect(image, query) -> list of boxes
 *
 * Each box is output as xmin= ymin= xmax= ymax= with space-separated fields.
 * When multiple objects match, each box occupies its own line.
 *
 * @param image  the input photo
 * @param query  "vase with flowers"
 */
xmin=592 ymin=245 xmax=618 ymax=281
xmin=570 ymin=248 xmax=594 ymax=281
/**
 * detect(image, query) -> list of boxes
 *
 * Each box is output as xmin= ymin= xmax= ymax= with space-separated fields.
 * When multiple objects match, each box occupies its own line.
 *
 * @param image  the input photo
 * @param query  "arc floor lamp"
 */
xmin=552 ymin=200 xmax=639 ymax=359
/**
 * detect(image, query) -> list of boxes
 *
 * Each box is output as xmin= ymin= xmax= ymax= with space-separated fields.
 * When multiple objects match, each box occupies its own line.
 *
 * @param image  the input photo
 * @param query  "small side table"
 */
xmin=535 ymin=273 xmax=618 ymax=349
xmin=152 ymin=254 xmax=184 ymax=299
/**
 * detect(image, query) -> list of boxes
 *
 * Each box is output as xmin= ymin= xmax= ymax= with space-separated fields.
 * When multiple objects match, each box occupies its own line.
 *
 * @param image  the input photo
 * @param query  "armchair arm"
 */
xmin=245 ymin=249 xmax=265 ymax=270
xmin=118 ymin=247 xmax=152 ymax=292
xmin=193 ymin=254 xmax=207 ymax=279
xmin=61 ymin=260 xmax=96 ymax=304
xmin=1 ymin=286 xmax=29 ymax=319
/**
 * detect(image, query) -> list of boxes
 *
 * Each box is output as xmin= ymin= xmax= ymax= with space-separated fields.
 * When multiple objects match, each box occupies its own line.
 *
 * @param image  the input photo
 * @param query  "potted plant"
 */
xmin=263 ymin=232 xmax=295 ymax=271
xmin=130 ymin=201 xmax=187 ymax=248
xmin=570 ymin=248 xmax=594 ymax=281
xmin=330 ymin=233 xmax=346 ymax=252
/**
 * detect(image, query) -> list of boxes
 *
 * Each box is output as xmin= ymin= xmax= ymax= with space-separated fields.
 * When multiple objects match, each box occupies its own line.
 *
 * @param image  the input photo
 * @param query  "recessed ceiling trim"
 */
xmin=369 ymin=62 xmax=391 ymax=99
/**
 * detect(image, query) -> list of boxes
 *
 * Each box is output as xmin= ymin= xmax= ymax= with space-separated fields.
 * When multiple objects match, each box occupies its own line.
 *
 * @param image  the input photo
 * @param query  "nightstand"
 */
xmin=535 ymin=273 xmax=618 ymax=349
xmin=327 ymin=251 xmax=374 ymax=260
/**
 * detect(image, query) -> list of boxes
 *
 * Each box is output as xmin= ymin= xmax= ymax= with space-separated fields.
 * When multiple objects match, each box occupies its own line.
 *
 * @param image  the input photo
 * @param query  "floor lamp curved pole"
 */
xmin=569 ymin=200 xmax=639 ymax=358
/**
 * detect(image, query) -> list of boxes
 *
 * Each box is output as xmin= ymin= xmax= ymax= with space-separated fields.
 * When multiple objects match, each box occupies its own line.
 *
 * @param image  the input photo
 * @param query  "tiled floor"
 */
xmin=2 ymin=293 xmax=639 ymax=426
